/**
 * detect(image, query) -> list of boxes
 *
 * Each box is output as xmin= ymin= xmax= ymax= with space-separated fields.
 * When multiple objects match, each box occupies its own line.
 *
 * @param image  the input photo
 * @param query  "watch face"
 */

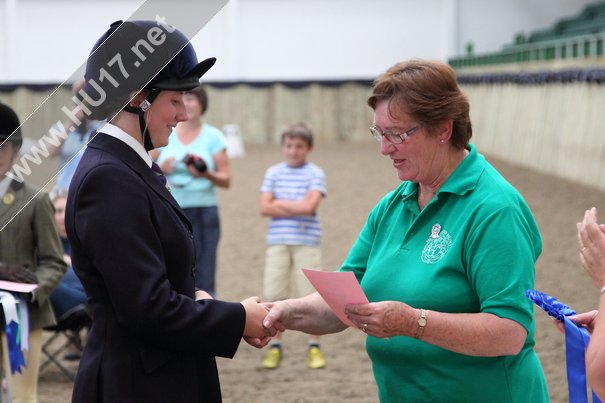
xmin=418 ymin=309 xmax=427 ymax=327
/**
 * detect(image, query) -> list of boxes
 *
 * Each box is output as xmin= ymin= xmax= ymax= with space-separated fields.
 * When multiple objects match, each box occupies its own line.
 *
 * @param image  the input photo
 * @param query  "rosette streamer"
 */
xmin=526 ymin=289 xmax=601 ymax=403
xmin=0 ymin=291 xmax=28 ymax=374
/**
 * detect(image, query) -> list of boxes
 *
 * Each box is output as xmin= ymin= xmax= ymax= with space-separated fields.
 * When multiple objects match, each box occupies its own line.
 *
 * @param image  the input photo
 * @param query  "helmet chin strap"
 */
xmin=123 ymin=89 xmax=161 ymax=151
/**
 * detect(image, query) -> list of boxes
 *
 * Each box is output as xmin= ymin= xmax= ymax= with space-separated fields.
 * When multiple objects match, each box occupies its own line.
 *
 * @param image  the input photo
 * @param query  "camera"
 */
xmin=183 ymin=153 xmax=207 ymax=173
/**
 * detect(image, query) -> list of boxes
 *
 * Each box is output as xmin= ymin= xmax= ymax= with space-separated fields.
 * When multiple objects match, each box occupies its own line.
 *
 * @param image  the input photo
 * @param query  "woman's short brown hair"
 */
xmin=367 ymin=60 xmax=472 ymax=150
xmin=186 ymin=85 xmax=208 ymax=115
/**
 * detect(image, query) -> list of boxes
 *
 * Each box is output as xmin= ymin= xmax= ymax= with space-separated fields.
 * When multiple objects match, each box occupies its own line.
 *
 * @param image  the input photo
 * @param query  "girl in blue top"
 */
xmin=152 ymin=86 xmax=230 ymax=297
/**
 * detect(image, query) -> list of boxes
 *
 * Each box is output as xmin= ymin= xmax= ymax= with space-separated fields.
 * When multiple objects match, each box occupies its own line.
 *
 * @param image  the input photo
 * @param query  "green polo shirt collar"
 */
xmin=401 ymin=143 xmax=482 ymax=203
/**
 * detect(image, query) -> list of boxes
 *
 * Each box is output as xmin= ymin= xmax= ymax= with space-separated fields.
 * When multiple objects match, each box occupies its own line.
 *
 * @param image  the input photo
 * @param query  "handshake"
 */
xmin=194 ymin=291 xmax=284 ymax=349
xmin=240 ymin=296 xmax=284 ymax=349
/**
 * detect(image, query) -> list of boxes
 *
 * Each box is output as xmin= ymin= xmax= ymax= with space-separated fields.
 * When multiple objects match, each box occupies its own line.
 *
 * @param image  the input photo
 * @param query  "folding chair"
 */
xmin=40 ymin=304 xmax=91 ymax=381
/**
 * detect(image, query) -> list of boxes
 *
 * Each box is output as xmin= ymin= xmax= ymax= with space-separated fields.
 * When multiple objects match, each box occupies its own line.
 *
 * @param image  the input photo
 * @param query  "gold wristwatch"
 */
xmin=415 ymin=309 xmax=427 ymax=339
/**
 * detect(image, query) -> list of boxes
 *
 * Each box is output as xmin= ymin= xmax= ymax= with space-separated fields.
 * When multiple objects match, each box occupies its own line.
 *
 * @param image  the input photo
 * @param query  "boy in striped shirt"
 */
xmin=259 ymin=122 xmax=327 ymax=369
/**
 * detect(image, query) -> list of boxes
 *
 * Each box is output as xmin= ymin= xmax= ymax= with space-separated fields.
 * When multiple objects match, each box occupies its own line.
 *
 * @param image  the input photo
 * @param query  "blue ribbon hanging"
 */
xmin=0 ymin=291 xmax=28 ymax=375
xmin=526 ymin=289 xmax=601 ymax=403
xmin=4 ymin=320 xmax=25 ymax=375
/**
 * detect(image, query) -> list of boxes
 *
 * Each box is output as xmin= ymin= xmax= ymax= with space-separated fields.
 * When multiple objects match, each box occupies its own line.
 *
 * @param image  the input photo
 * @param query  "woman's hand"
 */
xmin=160 ymin=157 xmax=176 ymax=174
xmin=346 ymin=302 xmax=526 ymax=356
xmin=243 ymin=336 xmax=272 ymax=349
xmin=194 ymin=289 xmax=213 ymax=301
xmin=186 ymin=162 xmax=206 ymax=178
xmin=262 ymin=293 xmax=346 ymax=335
xmin=345 ymin=301 xmax=416 ymax=338
xmin=241 ymin=296 xmax=277 ymax=338
xmin=578 ymin=208 xmax=605 ymax=290
xmin=555 ymin=310 xmax=599 ymax=334
xmin=261 ymin=300 xmax=292 ymax=333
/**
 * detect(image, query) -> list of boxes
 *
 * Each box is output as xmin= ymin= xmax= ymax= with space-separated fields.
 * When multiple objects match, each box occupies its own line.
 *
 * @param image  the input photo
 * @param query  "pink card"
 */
xmin=302 ymin=268 xmax=369 ymax=328
xmin=0 ymin=280 xmax=38 ymax=294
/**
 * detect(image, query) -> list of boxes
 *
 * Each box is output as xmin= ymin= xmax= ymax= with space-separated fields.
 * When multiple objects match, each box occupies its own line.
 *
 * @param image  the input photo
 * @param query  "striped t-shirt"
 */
xmin=260 ymin=161 xmax=327 ymax=246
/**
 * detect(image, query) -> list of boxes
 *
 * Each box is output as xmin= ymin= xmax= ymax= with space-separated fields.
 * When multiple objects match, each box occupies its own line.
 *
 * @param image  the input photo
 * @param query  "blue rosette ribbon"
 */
xmin=0 ymin=291 xmax=28 ymax=374
xmin=526 ymin=289 xmax=601 ymax=403
xmin=5 ymin=320 xmax=25 ymax=374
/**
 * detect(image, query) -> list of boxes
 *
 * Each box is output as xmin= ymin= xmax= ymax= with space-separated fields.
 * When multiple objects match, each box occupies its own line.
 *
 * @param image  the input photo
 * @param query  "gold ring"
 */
xmin=362 ymin=323 xmax=368 ymax=333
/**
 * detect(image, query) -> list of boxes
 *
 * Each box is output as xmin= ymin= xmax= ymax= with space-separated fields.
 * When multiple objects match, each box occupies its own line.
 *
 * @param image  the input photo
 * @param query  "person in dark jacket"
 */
xmin=65 ymin=20 xmax=275 ymax=403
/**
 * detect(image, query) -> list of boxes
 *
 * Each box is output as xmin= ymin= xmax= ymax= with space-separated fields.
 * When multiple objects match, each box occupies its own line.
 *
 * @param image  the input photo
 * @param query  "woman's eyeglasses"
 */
xmin=369 ymin=125 xmax=420 ymax=144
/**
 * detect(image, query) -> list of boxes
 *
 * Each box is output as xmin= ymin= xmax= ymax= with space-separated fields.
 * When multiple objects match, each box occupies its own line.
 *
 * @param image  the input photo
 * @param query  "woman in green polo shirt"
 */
xmin=263 ymin=59 xmax=549 ymax=403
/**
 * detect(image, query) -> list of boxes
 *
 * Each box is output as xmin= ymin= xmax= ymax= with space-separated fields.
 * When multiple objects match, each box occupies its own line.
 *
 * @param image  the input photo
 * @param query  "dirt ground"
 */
xmin=38 ymin=142 xmax=605 ymax=402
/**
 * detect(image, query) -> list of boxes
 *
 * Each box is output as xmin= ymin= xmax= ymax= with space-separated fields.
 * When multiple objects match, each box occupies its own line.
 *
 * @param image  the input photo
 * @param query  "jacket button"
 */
xmin=191 ymin=267 xmax=196 ymax=277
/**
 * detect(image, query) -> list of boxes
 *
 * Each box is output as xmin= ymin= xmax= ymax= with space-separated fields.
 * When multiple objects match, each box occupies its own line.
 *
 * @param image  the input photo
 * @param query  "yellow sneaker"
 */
xmin=261 ymin=346 xmax=282 ymax=369
xmin=306 ymin=346 xmax=326 ymax=369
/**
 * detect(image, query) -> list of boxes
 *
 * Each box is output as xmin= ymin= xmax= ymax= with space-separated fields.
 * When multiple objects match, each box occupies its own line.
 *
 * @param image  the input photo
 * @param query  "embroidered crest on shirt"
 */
xmin=421 ymin=223 xmax=452 ymax=264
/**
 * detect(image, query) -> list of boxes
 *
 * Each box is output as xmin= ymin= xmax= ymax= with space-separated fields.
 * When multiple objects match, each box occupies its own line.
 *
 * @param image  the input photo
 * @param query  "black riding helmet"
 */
xmin=0 ymin=102 xmax=23 ymax=150
xmin=82 ymin=20 xmax=216 ymax=150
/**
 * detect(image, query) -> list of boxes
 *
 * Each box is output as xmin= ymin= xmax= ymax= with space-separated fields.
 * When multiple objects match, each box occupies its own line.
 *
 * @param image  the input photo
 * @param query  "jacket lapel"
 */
xmin=87 ymin=134 xmax=191 ymax=230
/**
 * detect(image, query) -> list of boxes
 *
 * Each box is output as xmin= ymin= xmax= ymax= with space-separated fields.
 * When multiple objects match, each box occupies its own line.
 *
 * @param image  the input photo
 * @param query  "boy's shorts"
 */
xmin=263 ymin=244 xmax=321 ymax=301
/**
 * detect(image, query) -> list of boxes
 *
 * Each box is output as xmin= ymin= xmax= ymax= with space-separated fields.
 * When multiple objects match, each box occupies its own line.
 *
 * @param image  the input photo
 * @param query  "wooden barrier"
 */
xmin=463 ymin=81 xmax=605 ymax=190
